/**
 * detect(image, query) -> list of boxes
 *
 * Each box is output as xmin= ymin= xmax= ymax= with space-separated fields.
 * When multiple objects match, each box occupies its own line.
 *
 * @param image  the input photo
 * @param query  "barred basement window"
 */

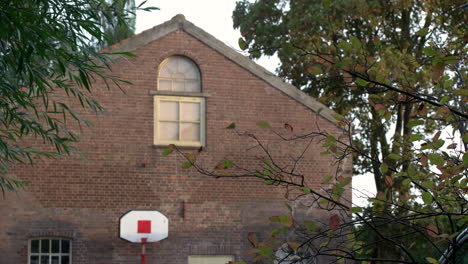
xmin=29 ymin=238 xmax=71 ymax=264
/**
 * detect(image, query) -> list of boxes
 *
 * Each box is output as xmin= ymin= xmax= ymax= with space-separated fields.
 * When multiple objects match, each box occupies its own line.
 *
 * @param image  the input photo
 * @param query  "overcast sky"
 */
xmin=135 ymin=0 xmax=376 ymax=206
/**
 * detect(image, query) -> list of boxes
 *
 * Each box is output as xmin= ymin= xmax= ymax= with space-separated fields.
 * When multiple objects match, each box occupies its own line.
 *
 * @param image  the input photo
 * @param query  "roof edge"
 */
xmin=106 ymin=14 xmax=341 ymax=124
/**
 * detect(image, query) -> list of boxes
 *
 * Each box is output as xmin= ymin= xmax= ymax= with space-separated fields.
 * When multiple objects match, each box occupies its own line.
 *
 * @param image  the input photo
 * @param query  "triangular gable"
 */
xmin=104 ymin=14 xmax=340 ymax=124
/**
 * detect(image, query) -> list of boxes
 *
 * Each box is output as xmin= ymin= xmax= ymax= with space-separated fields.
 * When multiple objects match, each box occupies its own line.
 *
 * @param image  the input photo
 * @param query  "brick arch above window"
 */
xmin=158 ymin=56 xmax=201 ymax=92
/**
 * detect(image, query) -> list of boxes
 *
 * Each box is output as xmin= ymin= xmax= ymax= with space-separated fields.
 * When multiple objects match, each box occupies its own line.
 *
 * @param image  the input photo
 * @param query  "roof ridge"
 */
xmin=106 ymin=14 xmax=342 ymax=126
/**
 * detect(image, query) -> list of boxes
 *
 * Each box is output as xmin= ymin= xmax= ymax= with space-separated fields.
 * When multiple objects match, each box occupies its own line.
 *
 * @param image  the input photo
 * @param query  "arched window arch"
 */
xmin=154 ymin=56 xmax=205 ymax=147
xmin=158 ymin=56 xmax=201 ymax=92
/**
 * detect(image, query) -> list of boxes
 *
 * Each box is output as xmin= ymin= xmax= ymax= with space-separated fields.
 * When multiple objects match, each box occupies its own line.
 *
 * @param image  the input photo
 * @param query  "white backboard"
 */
xmin=119 ymin=210 xmax=169 ymax=243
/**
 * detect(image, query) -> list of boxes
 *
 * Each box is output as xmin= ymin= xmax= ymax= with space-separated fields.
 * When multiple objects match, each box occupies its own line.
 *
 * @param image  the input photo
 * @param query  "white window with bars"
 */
xmin=29 ymin=238 xmax=71 ymax=264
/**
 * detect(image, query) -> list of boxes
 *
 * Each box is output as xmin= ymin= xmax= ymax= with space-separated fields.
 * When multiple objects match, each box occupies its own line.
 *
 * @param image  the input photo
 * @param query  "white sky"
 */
xmin=135 ymin=0 xmax=280 ymax=72
xmin=135 ymin=0 xmax=376 ymax=206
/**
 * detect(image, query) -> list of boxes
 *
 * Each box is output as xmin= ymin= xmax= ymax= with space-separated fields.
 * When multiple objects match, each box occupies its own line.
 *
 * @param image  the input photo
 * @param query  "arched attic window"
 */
xmin=158 ymin=56 xmax=201 ymax=92
xmin=154 ymin=56 xmax=205 ymax=147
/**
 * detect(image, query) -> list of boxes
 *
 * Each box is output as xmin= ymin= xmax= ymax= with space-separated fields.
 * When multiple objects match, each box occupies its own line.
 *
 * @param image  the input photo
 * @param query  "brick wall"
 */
xmin=0 ymin=30 xmax=351 ymax=264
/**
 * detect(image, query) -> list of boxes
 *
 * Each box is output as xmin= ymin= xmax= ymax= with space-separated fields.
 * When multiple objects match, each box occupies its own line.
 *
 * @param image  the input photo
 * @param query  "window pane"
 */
xmin=30 ymin=256 xmax=39 ymax=264
xmin=185 ymin=80 xmax=200 ymax=92
xmin=181 ymin=123 xmax=200 ymax=142
xmin=51 ymin=256 xmax=59 ymax=264
xmin=52 ymin=239 xmax=60 ymax=253
xmin=178 ymin=59 xmax=191 ymax=73
xmin=180 ymin=103 xmax=200 ymax=121
xmin=159 ymin=122 xmax=179 ymax=141
xmin=184 ymin=65 xmax=199 ymax=80
xmin=165 ymin=58 xmax=178 ymax=73
xmin=41 ymin=239 xmax=49 ymax=253
xmin=40 ymin=256 xmax=49 ymax=264
xmin=160 ymin=101 xmax=178 ymax=120
xmin=173 ymin=72 xmax=185 ymax=79
xmin=159 ymin=80 xmax=172 ymax=91
xmin=173 ymin=80 xmax=185 ymax=91
xmin=159 ymin=64 xmax=173 ymax=78
xmin=31 ymin=240 xmax=39 ymax=253
xmin=62 ymin=240 xmax=70 ymax=253
xmin=61 ymin=256 xmax=70 ymax=264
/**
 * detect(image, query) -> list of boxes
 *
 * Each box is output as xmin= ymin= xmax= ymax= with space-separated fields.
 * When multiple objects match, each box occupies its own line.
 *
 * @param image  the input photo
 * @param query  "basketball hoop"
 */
xmin=119 ymin=210 xmax=169 ymax=264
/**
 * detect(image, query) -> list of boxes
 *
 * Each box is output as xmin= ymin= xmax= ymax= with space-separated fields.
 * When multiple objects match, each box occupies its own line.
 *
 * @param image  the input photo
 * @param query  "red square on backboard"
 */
xmin=137 ymin=220 xmax=151 ymax=233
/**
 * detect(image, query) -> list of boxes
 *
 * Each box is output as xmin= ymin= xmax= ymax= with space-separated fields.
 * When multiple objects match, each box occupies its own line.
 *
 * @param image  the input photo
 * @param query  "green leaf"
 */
xmin=351 ymin=207 xmax=362 ymax=213
xmin=402 ymin=178 xmax=411 ymax=185
xmin=308 ymin=66 xmax=323 ymax=75
xmin=223 ymin=160 xmax=233 ymax=169
xmin=388 ymin=153 xmax=401 ymax=160
xmin=428 ymin=153 xmax=444 ymax=166
xmin=423 ymin=47 xmax=436 ymax=56
xmin=322 ymin=0 xmax=331 ymax=8
xmin=111 ymin=51 xmax=137 ymax=57
xmin=226 ymin=122 xmax=236 ymax=129
xmin=407 ymin=119 xmax=424 ymax=128
xmin=250 ymin=50 xmax=261 ymax=57
xmin=355 ymin=78 xmax=369 ymax=86
xmin=444 ymin=56 xmax=458 ymax=64
xmin=417 ymin=28 xmax=429 ymax=36
xmin=238 ymin=38 xmax=248 ymax=50
xmin=338 ymin=177 xmax=352 ymax=186
xmin=439 ymin=95 xmax=450 ymax=105
xmin=304 ymin=221 xmax=317 ymax=232
xmin=332 ymin=114 xmax=343 ymax=121
xmin=278 ymin=214 xmax=293 ymax=227
xmin=422 ymin=181 xmax=433 ymax=189
xmin=422 ymin=192 xmax=433 ymax=204
xmin=322 ymin=175 xmax=333 ymax=184
xmin=258 ymin=246 xmax=273 ymax=257
xmin=161 ymin=148 xmax=174 ymax=156
xmin=301 ymin=187 xmax=311 ymax=194
xmin=350 ymin=36 xmax=361 ymax=50
xmin=379 ymin=163 xmax=388 ymax=174
xmin=265 ymin=179 xmax=277 ymax=185
xmin=410 ymin=134 xmax=423 ymax=142
xmin=257 ymin=121 xmax=270 ymax=127
xmin=463 ymin=153 xmax=468 ymax=167
xmin=453 ymin=89 xmax=468 ymax=96
xmin=319 ymin=241 xmax=329 ymax=248
xmin=181 ymin=161 xmax=193 ymax=169
xmin=338 ymin=41 xmax=351 ymax=51
xmin=333 ymin=59 xmax=351 ymax=69
xmin=425 ymin=257 xmax=439 ymax=264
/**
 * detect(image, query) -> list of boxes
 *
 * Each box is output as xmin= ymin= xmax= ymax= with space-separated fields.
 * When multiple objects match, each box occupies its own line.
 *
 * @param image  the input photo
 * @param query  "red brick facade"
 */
xmin=0 ymin=16 xmax=351 ymax=264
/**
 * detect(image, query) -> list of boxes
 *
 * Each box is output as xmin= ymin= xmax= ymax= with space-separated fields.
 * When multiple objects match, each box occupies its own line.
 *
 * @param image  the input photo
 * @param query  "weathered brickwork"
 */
xmin=0 ymin=16 xmax=351 ymax=264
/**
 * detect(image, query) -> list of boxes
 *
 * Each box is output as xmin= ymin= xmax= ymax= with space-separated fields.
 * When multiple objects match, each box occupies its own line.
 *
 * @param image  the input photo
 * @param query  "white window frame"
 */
xmin=28 ymin=238 xmax=72 ymax=264
xmin=154 ymin=96 xmax=206 ymax=147
xmin=188 ymin=255 xmax=234 ymax=264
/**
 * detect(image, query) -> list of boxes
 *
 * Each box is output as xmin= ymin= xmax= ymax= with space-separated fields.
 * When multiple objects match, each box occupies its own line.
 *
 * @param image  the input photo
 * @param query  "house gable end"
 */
xmin=105 ymin=14 xmax=340 ymax=125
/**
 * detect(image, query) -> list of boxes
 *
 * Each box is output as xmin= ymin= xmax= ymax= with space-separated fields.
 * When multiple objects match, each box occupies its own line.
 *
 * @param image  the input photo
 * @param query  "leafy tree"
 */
xmin=0 ymin=0 xmax=156 ymax=194
xmin=162 ymin=0 xmax=468 ymax=263
xmin=93 ymin=0 xmax=137 ymax=49
xmin=230 ymin=0 xmax=468 ymax=263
